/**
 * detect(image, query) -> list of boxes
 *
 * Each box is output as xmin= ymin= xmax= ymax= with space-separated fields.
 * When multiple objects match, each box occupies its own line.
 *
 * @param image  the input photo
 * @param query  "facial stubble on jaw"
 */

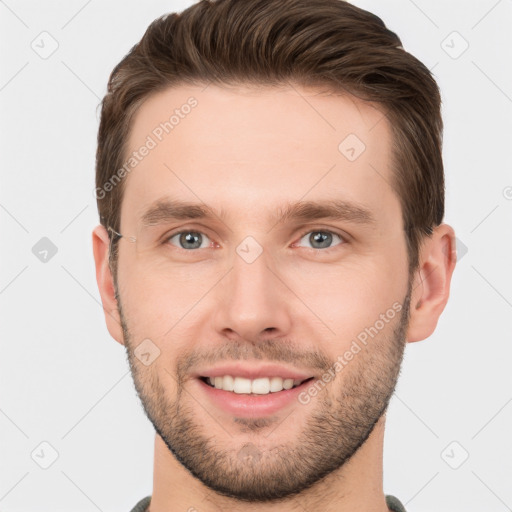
xmin=116 ymin=279 xmax=412 ymax=503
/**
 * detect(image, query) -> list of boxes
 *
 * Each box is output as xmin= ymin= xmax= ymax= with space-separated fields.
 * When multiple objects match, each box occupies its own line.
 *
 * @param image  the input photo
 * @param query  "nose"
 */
xmin=212 ymin=247 xmax=293 ymax=343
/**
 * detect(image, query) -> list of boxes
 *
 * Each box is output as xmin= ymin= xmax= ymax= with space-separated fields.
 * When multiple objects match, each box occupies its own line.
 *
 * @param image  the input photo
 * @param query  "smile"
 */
xmin=200 ymin=375 xmax=314 ymax=395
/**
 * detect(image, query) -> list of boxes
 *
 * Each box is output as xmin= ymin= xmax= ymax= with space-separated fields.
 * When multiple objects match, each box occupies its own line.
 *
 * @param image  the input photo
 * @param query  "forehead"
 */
xmin=121 ymin=83 xmax=400 ymax=230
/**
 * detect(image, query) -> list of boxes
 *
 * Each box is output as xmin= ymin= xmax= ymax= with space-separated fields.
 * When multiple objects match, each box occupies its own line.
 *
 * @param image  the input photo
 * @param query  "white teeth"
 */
xmin=233 ymin=377 xmax=252 ymax=394
xmin=223 ymin=375 xmax=234 ymax=391
xmin=283 ymin=378 xmax=294 ymax=390
xmin=205 ymin=375 xmax=307 ymax=394
xmin=251 ymin=377 xmax=270 ymax=394
xmin=269 ymin=376 xmax=284 ymax=392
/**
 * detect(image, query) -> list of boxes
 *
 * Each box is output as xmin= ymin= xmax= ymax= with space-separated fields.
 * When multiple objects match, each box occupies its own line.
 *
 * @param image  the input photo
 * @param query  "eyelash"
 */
xmin=164 ymin=227 xmax=348 ymax=253
xmin=294 ymin=227 xmax=347 ymax=251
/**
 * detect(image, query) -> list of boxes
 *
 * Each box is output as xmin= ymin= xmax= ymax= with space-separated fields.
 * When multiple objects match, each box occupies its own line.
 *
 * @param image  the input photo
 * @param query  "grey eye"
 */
xmin=298 ymin=231 xmax=344 ymax=249
xmin=168 ymin=231 xmax=211 ymax=250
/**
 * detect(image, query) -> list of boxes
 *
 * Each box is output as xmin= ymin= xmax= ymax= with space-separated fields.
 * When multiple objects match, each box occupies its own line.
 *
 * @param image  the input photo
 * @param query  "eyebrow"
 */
xmin=139 ymin=198 xmax=376 ymax=228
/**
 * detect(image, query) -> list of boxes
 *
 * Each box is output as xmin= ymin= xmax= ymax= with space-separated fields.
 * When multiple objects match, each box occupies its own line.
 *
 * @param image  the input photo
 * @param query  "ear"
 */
xmin=406 ymin=223 xmax=457 ymax=343
xmin=92 ymin=225 xmax=125 ymax=345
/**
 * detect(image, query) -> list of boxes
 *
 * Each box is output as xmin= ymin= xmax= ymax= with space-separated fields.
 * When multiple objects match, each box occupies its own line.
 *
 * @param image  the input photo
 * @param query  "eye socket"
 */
xmin=167 ymin=230 xmax=213 ymax=250
xmin=164 ymin=228 xmax=347 ymax=252
xmin=294 ymin=230 xmax=346 ymax=250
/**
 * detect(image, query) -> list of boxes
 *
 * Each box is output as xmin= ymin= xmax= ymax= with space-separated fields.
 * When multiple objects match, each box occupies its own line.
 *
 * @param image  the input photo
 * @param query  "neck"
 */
xmin=149 ymin=413 xmax=390 ymax=512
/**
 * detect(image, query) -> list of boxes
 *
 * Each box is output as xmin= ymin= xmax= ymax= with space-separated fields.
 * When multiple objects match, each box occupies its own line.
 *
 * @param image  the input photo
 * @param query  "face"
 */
xmin=114 ymin=83 xmax=412 ymax=501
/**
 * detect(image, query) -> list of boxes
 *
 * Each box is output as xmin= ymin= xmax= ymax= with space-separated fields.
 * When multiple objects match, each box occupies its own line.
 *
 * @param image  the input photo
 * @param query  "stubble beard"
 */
xmin=117 ymin=283 xmax=411 ymax=503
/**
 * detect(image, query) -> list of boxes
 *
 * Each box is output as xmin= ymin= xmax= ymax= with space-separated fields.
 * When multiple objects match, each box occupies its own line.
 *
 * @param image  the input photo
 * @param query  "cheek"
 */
xmin=116 ymin=257 xmax=222 ymax=339
xmin=281 ymin=255 xmax=407 ymax=342
xmin=116 ymin=235 xmax=409 ymax=348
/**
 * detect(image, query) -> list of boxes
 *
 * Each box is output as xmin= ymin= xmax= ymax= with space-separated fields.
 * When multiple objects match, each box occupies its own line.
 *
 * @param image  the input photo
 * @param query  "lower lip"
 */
xmin=194 ymin=378 xmax=313 ymax=417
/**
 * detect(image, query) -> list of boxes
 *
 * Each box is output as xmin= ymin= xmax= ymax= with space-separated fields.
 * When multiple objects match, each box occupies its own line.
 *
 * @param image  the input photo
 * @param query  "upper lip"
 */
xmin=193 ymin=362 xmax=315 ymax=381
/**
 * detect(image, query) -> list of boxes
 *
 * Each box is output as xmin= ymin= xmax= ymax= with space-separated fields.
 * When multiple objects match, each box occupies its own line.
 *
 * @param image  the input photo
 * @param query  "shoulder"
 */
xmin=129 ymin=495 xmax=151 ymax=512
xmin=386 ymin=494 xmax=407 ymax=512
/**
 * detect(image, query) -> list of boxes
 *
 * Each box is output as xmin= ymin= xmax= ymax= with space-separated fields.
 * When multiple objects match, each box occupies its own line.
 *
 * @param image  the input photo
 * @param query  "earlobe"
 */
xmin=92 ymin=225 xmax=125 ymax=345
xmin=406 ymin=223 xmax=457 ymax=343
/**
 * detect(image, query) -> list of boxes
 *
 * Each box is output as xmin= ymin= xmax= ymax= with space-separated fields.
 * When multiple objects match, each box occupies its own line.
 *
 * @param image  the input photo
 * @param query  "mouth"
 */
xmin=191 ymin=363 xmax=319 ymax=417
xmin=199 ymin=375 xmax=315 ymax=395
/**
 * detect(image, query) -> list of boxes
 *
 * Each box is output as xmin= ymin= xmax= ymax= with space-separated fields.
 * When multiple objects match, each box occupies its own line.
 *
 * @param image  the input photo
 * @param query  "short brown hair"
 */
xmin=96 ymin=0 xmax=444 ymax=278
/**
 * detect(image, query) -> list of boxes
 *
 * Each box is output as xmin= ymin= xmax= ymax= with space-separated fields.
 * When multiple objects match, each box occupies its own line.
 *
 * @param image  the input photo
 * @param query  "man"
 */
xmin=92 ymin=0 xmax=456 ymax=510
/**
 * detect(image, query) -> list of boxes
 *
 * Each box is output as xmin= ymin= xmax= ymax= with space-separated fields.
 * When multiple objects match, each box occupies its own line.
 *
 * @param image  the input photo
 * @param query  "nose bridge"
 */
xmin=213 ymin=240 xmax=292 ymax=341
xmin=232 ymin=244 xmax=272 ymax=300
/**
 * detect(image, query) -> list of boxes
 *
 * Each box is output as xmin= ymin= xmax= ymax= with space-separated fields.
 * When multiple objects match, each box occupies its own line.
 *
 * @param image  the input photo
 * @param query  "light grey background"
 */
xmin=1 ymin=1 xmax=511 ymax=511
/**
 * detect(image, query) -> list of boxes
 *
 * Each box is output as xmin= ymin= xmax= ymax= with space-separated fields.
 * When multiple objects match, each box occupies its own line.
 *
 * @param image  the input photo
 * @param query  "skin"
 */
xmin=93 ymin=83 xmax=456 ymax=512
